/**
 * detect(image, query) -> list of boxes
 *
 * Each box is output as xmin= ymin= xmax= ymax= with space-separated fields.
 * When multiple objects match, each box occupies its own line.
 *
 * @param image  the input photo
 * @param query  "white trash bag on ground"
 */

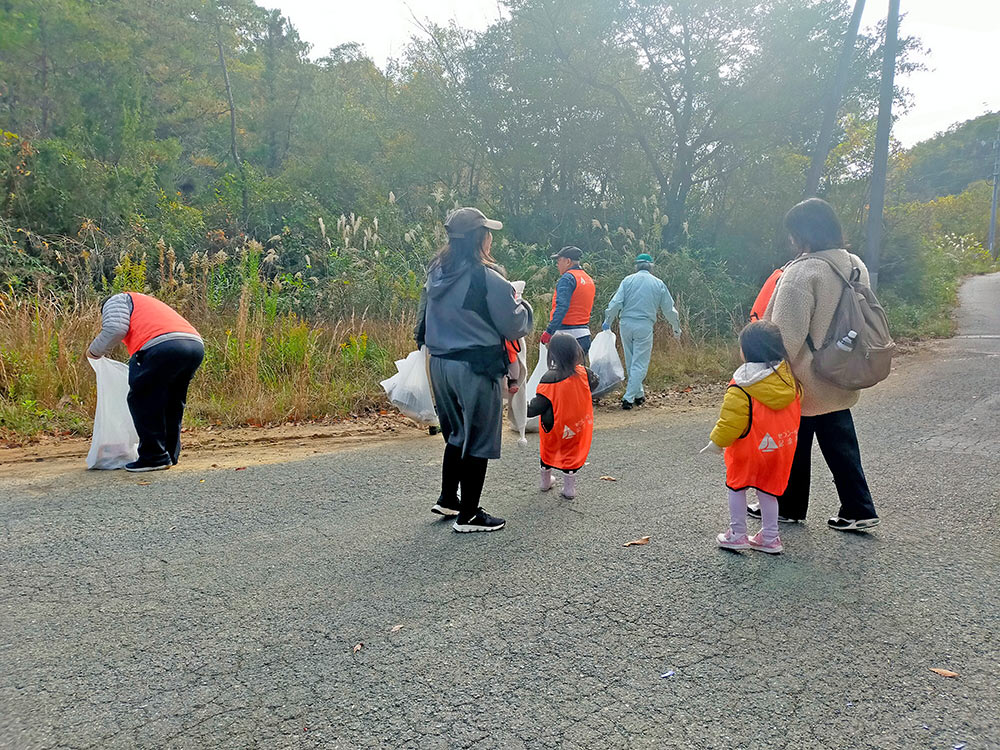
xmin=523 ymin=342 xmax=549 ymax=434
xmin=589 ymin=330 xmax=625 ymax=397
xmin=381 ymin=347 xmax=438 ymax=425
xmin=86 ymin=357 xmax=139 ymax=470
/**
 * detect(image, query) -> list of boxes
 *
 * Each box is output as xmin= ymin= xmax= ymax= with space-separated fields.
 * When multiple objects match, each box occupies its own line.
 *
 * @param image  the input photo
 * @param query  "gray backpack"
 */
xmin=798 ymin=254 xmax=895 ymax=390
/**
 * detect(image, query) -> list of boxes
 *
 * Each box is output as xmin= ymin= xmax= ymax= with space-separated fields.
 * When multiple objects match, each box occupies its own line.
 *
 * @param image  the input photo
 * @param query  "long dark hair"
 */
xmin=783 ymin=198 xmax=845 ymax=253
xmin=739 ymin=320 xmax=789 ymax=367
xmin=546 ymin=333 xmax=584 ymax=380
xmin=432 ymin=226 xmax=495 ymax=271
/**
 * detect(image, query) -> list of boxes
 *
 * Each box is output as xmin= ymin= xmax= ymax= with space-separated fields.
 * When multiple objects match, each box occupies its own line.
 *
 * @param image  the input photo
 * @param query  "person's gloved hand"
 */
xmin=540 ymin=331 xmax=552 ymax=345
xmin=602 ymin=321 xmax=611 ymax=331
xmin=699 ymin=441 xmax=723 ymax=455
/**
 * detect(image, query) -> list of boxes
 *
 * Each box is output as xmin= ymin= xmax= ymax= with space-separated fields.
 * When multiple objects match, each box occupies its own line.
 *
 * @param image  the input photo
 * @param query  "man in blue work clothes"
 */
xmin=602 ymin=253 xmax=682 ymax=410
xmin=540 ymin=246 xmax=596 ymax=354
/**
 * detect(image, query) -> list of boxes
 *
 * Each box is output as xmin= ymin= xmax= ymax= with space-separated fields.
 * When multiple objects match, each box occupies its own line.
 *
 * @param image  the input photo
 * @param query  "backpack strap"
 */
xmin=788 ymin=251 xmax=858 ymax=288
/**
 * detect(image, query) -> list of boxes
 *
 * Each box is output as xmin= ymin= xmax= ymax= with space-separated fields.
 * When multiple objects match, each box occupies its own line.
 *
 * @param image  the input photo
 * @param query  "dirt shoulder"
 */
xmin=0 ymin=382 xmax=723 ymax=482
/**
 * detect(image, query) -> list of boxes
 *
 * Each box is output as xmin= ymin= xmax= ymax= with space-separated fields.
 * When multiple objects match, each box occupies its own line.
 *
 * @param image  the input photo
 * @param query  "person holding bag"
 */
xmin=414 ymin=207 xmax=534 ymax=533
xmin=87 ymin=293 xmax=204 ymax=472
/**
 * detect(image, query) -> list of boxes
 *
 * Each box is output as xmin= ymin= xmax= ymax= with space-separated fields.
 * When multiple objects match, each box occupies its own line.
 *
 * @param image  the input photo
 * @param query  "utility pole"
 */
xmin=804 ymin=0 xmax=866 ymax=198
xmin=990 ymin=117 xmax=999 ymax=258
xmin=865 ymin=0 xmax=901 ymax=292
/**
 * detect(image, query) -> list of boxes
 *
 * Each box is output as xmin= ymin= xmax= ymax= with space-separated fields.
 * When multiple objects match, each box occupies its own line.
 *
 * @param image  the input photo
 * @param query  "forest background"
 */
xmin=0 ymin=0 xmax=996 ymax=441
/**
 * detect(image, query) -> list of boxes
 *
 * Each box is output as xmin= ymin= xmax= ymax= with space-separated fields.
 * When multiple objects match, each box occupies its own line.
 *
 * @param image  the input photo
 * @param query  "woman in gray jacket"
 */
xmin=415 ymin=208 xmax=534 ymax=532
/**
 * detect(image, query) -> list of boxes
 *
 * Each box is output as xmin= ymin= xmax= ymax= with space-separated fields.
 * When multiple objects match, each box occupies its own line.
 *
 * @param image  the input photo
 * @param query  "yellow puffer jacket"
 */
xmin=710 ymin=361 xmax=798 ymax=448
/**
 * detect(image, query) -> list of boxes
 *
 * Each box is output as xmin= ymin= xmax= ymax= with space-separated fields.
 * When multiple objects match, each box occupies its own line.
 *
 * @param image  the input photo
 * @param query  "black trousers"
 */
xmin=127 ymin=339 xmax=205 ymax=466
xmin=778 ymin=409 xmax=878 ymax=521
xmin=441 ymin=442 xmax=488 ymax=516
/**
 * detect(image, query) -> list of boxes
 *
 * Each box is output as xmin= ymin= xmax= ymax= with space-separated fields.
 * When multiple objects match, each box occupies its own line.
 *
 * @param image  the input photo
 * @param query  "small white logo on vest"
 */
xmin=563 ymin=426 xmax=576 ymax=439
xmin=759 ymin=433 xmax=779 ymax=453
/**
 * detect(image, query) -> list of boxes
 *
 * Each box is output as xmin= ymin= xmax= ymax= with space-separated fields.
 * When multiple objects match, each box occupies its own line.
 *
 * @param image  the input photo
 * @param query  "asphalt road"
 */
xmin=2 ymin=276 xmax=999 ymax=750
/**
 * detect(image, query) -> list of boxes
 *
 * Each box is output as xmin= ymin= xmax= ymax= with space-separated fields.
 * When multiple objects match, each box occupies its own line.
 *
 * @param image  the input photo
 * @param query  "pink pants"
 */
xmin=728 ymin=488 xmax=779 ymax=542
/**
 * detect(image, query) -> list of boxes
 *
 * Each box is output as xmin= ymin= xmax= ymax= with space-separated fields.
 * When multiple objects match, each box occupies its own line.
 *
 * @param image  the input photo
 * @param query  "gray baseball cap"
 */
xmin=551 ymin=246 xmax=582 ymax=261
xmin=444 ymin=207 xmax=503 ymax=238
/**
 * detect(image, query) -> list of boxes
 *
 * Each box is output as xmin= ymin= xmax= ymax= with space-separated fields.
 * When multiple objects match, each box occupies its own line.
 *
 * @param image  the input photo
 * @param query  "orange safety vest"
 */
xmin=749 ymin=268 xmax=782 ymax=321
xmin=550 ymin=268 xmax=596 ymax=327
xmin=724 ymin=383 xmax=801 ymax=497
xmin=121 ymin=293 xmax=200 ymax=356
xmin=536 ymin=365 xmax=594 ymax=471
xmin=504 ymin=338 xmax=521 ymax=364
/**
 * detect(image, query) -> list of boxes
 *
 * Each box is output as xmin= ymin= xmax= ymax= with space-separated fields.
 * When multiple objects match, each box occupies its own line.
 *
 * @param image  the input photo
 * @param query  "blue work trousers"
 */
xmin=619 ymin=319 xmax=654 ymax=404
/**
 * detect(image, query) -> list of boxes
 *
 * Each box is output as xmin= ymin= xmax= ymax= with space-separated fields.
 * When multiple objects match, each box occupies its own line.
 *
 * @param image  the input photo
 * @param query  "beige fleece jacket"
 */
xmin=764 ymin=249 xmax=868 ymax=417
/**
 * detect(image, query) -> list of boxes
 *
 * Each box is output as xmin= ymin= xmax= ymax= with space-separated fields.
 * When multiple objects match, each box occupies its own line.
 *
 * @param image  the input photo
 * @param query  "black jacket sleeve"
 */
xmin=526 ymin=393 xmax=554 ymax=432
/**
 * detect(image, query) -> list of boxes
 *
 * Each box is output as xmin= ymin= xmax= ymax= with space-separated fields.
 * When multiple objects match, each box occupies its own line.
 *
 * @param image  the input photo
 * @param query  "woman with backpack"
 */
xmin=414 ymin=207 xmax=534 ymax=533
xmin=752 ymin=198 xmax=882 ymax=531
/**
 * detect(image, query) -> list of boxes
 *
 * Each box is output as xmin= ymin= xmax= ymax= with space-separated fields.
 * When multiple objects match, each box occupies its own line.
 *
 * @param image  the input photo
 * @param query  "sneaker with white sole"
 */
xmin=453 ymin=508 xmax=506 ymax=533
xmin=828 ymin=516 xmax=880 ymax=531
xmin=716 ymin=530 xmax=751 ymax=550
xmin=746 ymin=503 xmax=801 ymax=524
xmin=748 ymin=531 xmax=783 ymax=554
xmin=125 ymin=460 xmax=171 ymax=473
xmin=431 ymin=498 xmax=460 ymax=517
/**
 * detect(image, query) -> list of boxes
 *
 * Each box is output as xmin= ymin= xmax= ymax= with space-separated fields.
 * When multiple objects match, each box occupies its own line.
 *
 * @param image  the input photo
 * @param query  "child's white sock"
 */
xmin=540 ymin=467 xmax=553 ymax=491
xmin=561 ymin=473 xmax=577 ymax=499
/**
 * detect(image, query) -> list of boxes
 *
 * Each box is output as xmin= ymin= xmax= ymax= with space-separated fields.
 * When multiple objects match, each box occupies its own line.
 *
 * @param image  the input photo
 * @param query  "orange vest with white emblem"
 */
xmin=724 ymin=384 xmax=801 ymax=497
xmin=536 ymin=365 xmax=594 ymax=471
xmin=121 ymin=293 xmax=200 ymax=356
xmin=550 ymin=268 xmax=596 ymax=327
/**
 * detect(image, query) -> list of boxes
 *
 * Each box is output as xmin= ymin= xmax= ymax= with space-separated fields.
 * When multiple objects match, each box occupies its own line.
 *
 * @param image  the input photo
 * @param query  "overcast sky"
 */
xmin=267 ymin=0 xmax=1000 ymax=147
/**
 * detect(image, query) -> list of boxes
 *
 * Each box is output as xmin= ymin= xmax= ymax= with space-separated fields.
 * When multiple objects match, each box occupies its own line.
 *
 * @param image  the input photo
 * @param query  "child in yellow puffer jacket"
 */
xmin=701 ymin=321 xmax=801 ymax=554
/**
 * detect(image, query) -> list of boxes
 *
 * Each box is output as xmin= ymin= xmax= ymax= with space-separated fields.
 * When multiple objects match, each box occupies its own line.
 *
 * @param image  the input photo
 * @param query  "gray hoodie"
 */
xmin=416 ymin=261 xmax=533 ymax=356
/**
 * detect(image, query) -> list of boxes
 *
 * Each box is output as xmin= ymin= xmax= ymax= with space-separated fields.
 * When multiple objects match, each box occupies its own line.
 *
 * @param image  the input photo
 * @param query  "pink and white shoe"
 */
xmin=748 ymin=531 xmax=783 ymax=554
xmin=716 ymin=530 xmax=750 ymax=550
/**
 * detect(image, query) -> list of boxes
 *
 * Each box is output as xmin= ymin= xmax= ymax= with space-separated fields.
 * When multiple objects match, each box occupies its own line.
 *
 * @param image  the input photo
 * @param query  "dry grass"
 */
xmin=0 ymin=289 xmax=738 ymax=443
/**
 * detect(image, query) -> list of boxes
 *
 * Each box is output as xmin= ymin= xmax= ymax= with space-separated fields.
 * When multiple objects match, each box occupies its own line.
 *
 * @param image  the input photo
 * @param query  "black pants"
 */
xmin=778 ymin=409 xmax=878 ymax=521
xmin=127 ymin=339 xmax=205 ymax=466
xmin=441 ymin=443 xmax=488 ymax=517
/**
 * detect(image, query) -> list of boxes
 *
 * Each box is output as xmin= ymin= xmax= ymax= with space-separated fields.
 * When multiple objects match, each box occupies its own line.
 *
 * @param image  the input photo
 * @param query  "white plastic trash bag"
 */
xmin=589 ymin=330 xmax=625 ymax=397
xmin=86 ymin=357 xmax=139 ymax=470
xmin=505 ymin=281 xmax=529 ymax=446
xmin=523 ymin=342 xmax=549 ymax=434
xmin=380 ymin=347 xmax=438 ymax=424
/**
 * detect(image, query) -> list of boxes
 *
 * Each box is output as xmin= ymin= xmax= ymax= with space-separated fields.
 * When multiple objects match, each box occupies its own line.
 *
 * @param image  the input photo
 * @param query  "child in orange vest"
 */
xmin=527 ymin=333 xmax=598 ymax=499
xmin=701 ymin=321 xmax=800 ymax=553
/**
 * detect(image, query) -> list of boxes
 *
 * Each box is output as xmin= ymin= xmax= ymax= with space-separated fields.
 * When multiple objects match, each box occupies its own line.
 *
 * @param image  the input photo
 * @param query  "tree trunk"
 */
xmin=216 ymin=21 xmax=249 ymax=225
xmin=804 ymin=0 xmax=866 ymax=198
xmin=38 ymin=13 xmax=50 ymax=137
xmin=864 ymin=0 xmax=900 ymax=291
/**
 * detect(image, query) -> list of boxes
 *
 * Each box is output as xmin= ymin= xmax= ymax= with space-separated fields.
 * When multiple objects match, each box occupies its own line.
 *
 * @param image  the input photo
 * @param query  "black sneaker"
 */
xmin=431 ymin=496 xmax=460 ymax=517
xmin=828 ymin=516 xmax=880 ymax=531
xmin=746 ymin=503 xmax=802 ymax=524
xmin=634 ymin=396 xmax=646 ymax=407
xmin=452 ymin=508 xmax=506 ymax=533
xmin=125 ymin=460 xmax=171 ymax=473
xmin=621 ymin=400 xmax=633 ymax=411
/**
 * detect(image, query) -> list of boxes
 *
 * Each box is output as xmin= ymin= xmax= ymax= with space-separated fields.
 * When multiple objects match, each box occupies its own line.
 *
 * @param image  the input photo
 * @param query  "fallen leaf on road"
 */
xmin=137 ymin=481 xmax=151 ymax=486
xmin=199 ymin=479 xmax=205 ymax=483
xmin=390 ymin=624 xmax=404 ymax=633
xmin=929 ymin=668 xmax=959 ymax=678
xmin=624 ymin=536 xmax=651 ymax=547
xmin=235 ymin=466 xmax=247 ymax=471
xmin=600 ymin=476 xmax=617 ymax=481
xmin=352 ymin=642 xmax=363 ymax=654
